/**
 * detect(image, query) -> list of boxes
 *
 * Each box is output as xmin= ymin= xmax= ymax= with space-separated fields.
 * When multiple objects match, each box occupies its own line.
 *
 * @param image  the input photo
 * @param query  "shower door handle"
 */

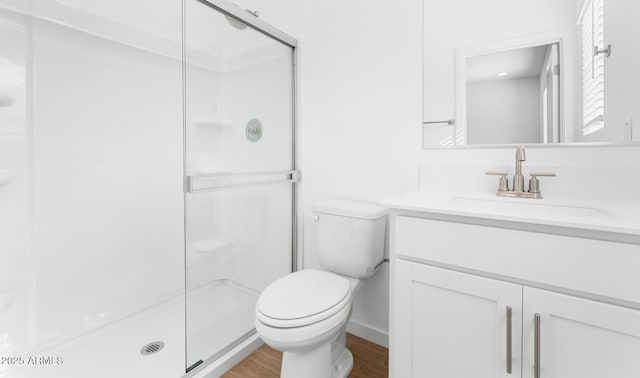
xmin=186 ymin=170 xmax=299 ymax=193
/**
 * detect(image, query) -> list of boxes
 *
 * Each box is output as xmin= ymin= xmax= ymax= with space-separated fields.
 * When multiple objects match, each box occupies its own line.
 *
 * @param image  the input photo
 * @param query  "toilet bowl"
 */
xmin=255 ymin=199 xmax=387 ymax=378
xmin=256 ymin=270 xmax=362 ymax=378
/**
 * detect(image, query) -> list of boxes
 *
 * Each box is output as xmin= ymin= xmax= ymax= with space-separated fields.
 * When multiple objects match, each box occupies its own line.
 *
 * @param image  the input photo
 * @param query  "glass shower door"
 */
xmin=184 ymin=0 xmax=296 ymax=371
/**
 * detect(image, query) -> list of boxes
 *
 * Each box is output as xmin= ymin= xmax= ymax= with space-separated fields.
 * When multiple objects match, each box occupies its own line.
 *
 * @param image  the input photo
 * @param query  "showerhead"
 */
xmin=223 ymin=3 xmax=259 ymax=31
xmin=224 ymin=15 xmax=247 ymax=30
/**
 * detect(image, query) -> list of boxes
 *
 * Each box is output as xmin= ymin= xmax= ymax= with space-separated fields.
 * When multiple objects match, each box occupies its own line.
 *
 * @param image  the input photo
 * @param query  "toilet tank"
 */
xmin=313 ymin=199 xmax=387 ymax=279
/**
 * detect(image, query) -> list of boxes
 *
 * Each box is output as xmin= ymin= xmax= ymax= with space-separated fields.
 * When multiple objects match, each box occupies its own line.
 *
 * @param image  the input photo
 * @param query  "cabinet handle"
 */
xmin=506 ymin=306 xmax=512 ymax=374
xmin=534 ymin=313 xmax=541 ymax=378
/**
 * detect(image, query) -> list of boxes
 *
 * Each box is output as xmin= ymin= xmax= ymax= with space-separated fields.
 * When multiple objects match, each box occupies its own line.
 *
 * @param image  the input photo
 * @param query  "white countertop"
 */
xmin=381 ymin=191 xmax=640 ymax=241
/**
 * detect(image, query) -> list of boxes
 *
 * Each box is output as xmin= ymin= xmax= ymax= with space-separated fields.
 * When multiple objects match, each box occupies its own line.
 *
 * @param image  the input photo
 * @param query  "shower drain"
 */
xmin=140 ymin=341 xmax=165 ymax=355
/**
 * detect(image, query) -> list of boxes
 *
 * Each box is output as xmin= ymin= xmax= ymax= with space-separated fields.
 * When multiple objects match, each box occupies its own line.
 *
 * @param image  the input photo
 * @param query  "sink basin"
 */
xmin=447 ymin=196 xmax=613 ymax=220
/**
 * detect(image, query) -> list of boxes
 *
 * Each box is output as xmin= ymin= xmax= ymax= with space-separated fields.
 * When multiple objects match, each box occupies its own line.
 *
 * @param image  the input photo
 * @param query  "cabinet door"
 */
xmin=393 ymin=260 xmax=522 ymax=378
xmin=523 ymin=287 xmax=640 ymax=378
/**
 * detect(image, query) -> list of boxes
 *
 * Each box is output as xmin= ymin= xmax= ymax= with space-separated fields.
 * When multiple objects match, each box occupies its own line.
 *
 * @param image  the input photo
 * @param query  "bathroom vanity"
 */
xmin=383 ymin=191 xmax=640 ymax=378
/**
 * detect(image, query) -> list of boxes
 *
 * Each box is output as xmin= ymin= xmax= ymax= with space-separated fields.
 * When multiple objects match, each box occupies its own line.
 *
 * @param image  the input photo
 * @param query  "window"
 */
xmin=578 ymin=0 xmax=605 ymax=136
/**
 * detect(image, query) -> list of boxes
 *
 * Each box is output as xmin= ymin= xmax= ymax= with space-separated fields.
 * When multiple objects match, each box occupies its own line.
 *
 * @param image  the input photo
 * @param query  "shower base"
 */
xmin=4 ymin=280 xmax=259 ymax=378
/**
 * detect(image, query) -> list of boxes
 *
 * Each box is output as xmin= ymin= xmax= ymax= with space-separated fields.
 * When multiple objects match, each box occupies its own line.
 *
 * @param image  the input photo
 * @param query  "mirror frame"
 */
xmin=455 ymin=28 xmax=575 ymax=146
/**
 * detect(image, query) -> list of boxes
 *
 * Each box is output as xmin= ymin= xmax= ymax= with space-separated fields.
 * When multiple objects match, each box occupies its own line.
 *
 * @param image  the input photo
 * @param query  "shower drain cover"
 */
xmin=140 ymin=341 xmax=165 ymax=355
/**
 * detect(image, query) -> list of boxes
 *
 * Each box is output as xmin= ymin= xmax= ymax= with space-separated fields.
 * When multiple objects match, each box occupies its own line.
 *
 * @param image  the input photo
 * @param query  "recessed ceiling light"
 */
xmin=497 ymin=72 xmax=509 ymax=77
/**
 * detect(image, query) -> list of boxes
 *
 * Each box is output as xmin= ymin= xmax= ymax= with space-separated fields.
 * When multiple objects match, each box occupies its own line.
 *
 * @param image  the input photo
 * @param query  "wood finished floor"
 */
xmin=221 ymin=333 xmax=389 ymax=378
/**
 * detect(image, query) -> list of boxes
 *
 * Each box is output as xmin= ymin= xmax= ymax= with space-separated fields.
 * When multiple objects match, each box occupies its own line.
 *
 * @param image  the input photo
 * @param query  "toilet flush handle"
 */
xmin=308 ymin=214 xmax=320 ymax=221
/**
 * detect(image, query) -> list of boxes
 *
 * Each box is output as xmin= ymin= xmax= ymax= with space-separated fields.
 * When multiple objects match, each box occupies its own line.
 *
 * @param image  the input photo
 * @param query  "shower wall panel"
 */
xmin=31 ymin=17 xmax=184 ymax=346
xmin=219 ymin=55 xmax=293 ymax=173
xmin=0 ymin=6 xmax=30 ymax=358
xmin=0 ymin=2 xmax=185 ymax=374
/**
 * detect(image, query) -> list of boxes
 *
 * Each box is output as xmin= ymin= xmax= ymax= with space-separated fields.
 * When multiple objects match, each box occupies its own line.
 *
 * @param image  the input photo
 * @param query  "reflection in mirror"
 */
xmin=422 ymin=0 xmax=640 ymax=148
xmin=465 ymin=43 xmax=560 ymax=145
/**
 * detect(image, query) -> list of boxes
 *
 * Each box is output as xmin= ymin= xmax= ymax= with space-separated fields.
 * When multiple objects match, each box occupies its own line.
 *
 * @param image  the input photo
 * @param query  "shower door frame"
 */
xmin=182 ymin=0 xmax=300 ymax=374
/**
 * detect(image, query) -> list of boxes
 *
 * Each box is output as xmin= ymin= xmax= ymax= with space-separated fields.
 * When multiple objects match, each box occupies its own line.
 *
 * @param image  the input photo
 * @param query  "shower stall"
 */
xmin=0 ymin=0 xmax=297 ymax=376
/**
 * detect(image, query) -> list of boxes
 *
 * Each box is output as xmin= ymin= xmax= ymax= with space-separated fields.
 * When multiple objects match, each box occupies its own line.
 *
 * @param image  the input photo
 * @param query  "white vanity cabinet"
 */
xmin=389 ymin=213 xmax=640 ymax=378
xmin=394 ymin=260 xmax=522 ymax=378
xmin=521 ymin=288 xmax=640 ymax=378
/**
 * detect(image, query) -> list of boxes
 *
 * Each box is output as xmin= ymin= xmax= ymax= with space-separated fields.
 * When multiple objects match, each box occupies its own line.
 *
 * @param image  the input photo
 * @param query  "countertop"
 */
xmin=381 ymin=191 xmax=640 ymax=243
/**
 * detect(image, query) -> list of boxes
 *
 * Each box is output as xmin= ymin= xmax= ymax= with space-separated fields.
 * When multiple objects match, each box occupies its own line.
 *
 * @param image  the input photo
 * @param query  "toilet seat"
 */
xmin=255 ymin=299 xmax=352 ymax=352
xmin=256 ymin=269 xmax=352 ymax=328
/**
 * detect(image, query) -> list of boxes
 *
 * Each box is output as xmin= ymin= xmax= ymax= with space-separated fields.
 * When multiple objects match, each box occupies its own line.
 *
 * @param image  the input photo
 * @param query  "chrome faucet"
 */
xmin=486 ymin=146 xmax=556 ymax=199
xmin=513 ymin=146 xmax=526 ymax=192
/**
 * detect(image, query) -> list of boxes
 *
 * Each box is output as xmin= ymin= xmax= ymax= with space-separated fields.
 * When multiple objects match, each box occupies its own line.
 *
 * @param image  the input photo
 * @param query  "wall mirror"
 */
xmin=422 ymin=0 xmax=640 ymax=148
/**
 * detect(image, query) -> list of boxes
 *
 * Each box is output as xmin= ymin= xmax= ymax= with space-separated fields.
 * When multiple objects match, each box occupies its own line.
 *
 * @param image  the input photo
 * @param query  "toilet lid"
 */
xmin=257 ymin=270 xmax=350 ymax=324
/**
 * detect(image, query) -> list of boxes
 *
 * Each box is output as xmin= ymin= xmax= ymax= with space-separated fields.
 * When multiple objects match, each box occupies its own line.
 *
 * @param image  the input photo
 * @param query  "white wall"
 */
xmin=231 ymin=0 xmax=423 ymax=344
xmin=467 ymin=77 xmax=541 ymax=144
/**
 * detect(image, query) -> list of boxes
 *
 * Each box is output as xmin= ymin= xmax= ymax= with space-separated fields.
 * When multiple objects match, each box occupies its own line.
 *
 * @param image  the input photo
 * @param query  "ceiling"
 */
xmin=466 ymin=44 xmax=552 ymax=82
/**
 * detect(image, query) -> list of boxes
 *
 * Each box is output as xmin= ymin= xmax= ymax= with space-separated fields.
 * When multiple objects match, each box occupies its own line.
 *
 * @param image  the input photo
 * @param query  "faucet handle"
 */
xmin=486 ymin=172 xmax=509 ymax=192
xmin=528 ymin=173 xmax=556 ymax=194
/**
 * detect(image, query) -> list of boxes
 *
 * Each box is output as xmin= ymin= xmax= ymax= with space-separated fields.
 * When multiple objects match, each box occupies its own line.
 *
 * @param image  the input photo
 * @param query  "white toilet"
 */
xmin=255 ymin=199 xmax=387 ymax=378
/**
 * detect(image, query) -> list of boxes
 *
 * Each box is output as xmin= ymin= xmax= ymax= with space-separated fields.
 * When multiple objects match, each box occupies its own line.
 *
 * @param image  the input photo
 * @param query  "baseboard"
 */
xmin=347 ymin=320 xmax=389 ymax=348
xmin=190 ymin=333 xmax=263 ymax=378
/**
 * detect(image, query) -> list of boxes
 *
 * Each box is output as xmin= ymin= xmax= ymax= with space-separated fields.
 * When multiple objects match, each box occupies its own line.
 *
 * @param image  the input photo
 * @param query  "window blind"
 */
xmin=578 ymin=0 xmax=605 ymax=136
